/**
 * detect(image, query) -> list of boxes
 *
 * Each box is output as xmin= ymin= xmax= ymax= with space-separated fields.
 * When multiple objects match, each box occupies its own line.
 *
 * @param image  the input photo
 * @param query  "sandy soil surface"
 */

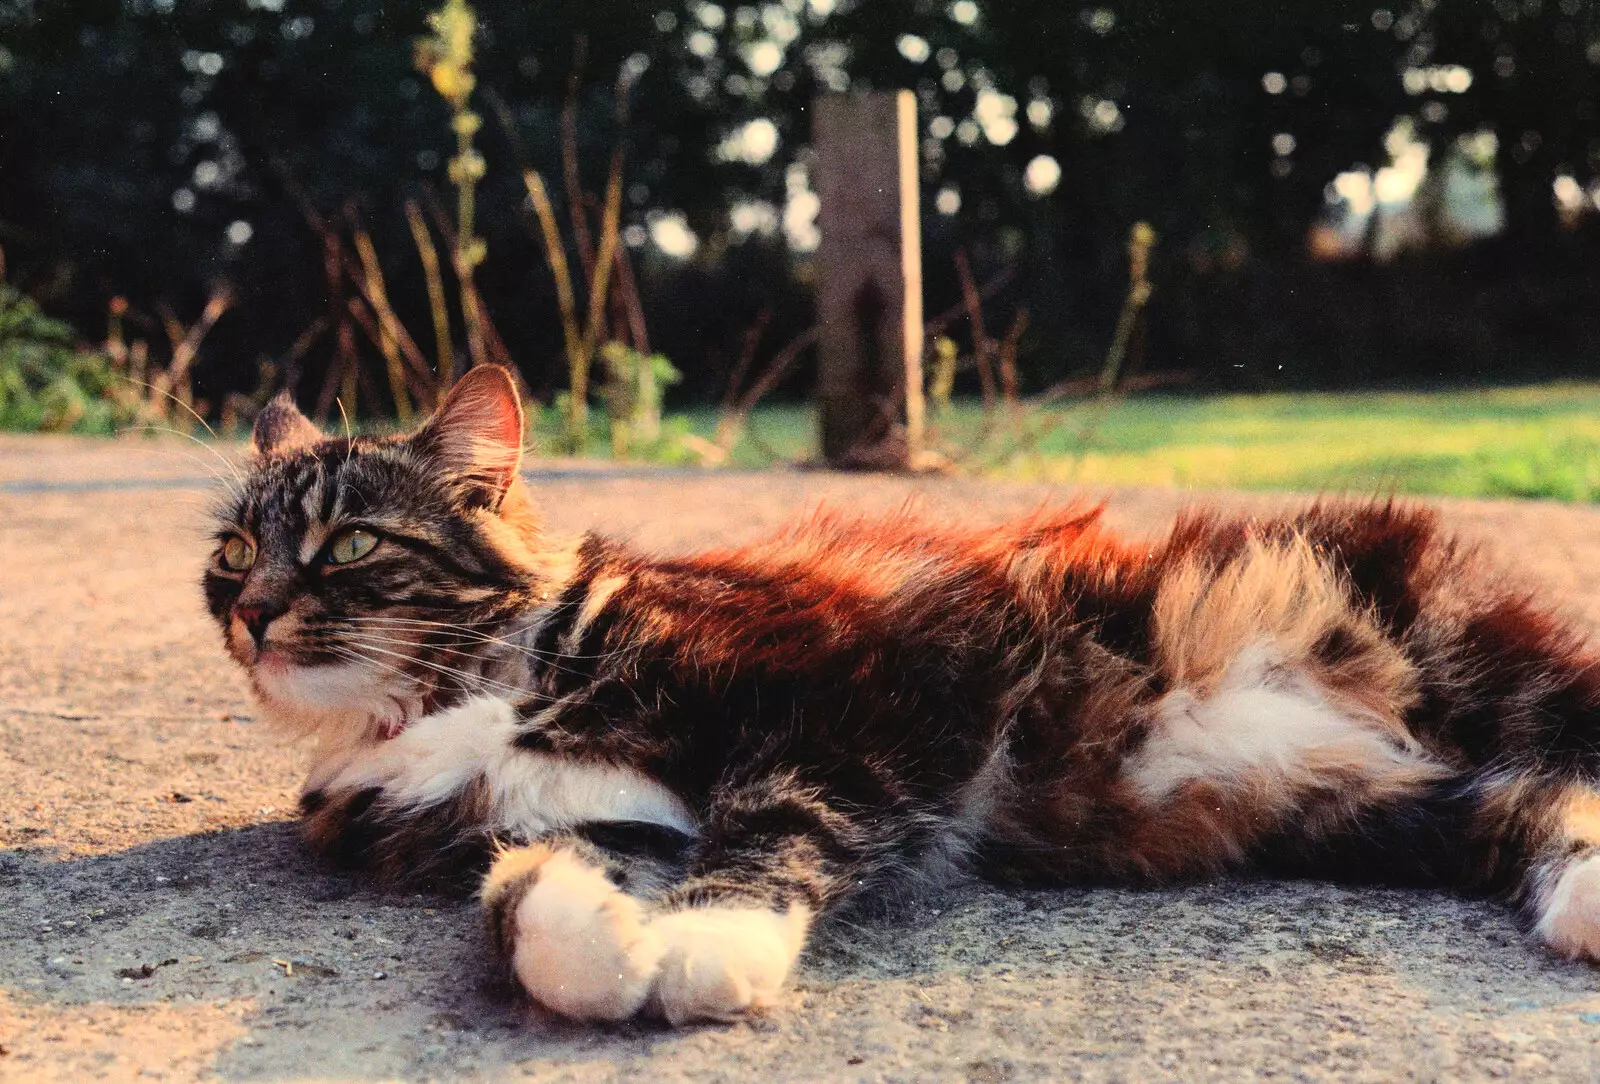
xmin=4 ymin=433 xmax=1600 ymax=1082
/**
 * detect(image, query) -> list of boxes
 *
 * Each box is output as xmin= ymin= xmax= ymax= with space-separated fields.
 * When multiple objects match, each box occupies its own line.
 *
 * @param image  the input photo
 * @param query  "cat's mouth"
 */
xmin=247 ymin=650 xmax=428 ymax=743
xmin=253 ymin=647 xmax=292 ymax=673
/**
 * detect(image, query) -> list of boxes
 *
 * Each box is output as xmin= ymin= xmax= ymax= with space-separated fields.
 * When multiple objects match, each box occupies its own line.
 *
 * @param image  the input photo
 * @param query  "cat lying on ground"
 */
xmin=204 ymin=365 xmax=1600 ymax=1024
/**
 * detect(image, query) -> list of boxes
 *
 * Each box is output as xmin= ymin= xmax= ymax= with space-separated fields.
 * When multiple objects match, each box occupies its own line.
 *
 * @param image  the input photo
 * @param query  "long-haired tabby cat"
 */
xmin=205 ymin=365 xmax=1600 ymax=1024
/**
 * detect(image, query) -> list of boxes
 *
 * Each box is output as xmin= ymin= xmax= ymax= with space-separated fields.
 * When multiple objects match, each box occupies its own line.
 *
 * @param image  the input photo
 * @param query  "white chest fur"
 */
xmin=303 ymin=696 xmax=697 ymax=838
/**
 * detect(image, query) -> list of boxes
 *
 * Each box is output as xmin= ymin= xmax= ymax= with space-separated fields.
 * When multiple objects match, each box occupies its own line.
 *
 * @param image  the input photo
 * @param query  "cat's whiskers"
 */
xmin=337 ymin=638 xmax=535 ymax=700
xmin=333 ymin=627 xmax=607 ymax=684
xmin=324 ymin=645 xmax=531 ymax=713
xmin=118 ymin=423 xmax=245 ymax=492
xmin=336 ymin=623 xmax=599 ymax=671
xmin=338 ymin=615 xmax=628 ymax=662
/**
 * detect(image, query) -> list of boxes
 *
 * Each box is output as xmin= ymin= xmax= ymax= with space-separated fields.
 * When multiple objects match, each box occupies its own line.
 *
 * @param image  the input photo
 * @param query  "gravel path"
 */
xmin=4 ymin=434 xmax=1600 ymax=1082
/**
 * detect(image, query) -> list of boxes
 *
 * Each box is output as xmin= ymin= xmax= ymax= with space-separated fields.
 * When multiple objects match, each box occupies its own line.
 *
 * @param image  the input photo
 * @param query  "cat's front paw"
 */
xmin=648 ymin=904 xmax=811 ymax=1025
xmin=372 ymin=694 xmax=425 ymax=740
xmin=483 ymin=844 xmax=664 ymax=1021
xmin=483 ymin=846 xmax=812 ymax=1025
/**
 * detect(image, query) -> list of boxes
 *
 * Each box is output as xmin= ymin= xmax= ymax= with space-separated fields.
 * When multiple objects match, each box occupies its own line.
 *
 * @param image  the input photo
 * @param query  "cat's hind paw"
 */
xmin=483 ymin=843 xmax=664 ymax=1021
xmin=1535 ymin=853 xmax=1600 ymax=961
xmin=648 ymin=904 xmax=811 ymax=1025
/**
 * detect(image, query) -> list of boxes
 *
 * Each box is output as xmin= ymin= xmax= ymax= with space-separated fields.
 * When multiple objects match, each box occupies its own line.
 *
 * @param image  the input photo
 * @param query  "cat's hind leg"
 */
xmin=1399 ymin=568 xmax=1600 ymax=959
xmin=1238 ymin=581 xmax=1600 ymax=962
xmin=1255 ymin=772 xmax=1600 ymax=960
xmin=999 ymin=533 xmax=1453 ymax=882
xmin=1497 ymin=780 xmax=1600 ymax=960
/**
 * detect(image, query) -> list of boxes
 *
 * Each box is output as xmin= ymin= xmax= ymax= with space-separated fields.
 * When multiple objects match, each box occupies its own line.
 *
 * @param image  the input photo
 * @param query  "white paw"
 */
xmin=648 ymin=904 xmax=811 ymax=1025
xmin=484 ymin=847 xmax=812 ymax=1024
xmin=1536 ymin=854 xmax=1600 ymax=960
xmin=499 ymin=846 xmax=665 ymax=1021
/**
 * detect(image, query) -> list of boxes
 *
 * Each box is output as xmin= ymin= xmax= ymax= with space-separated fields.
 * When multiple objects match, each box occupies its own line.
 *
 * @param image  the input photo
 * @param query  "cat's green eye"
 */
xmin=327 ymin=528 xmax=379 ymax=566
xmin=219 ymin=535 xmax=255 ymax=572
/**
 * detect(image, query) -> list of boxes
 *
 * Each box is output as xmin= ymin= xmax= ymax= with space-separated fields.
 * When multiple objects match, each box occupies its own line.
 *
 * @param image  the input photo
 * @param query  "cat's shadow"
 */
xmin=3 ymin=823 xmax=1596 ymax=1081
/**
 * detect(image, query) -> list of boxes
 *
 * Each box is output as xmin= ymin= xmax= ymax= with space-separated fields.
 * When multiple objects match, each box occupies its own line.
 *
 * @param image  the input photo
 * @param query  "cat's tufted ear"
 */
xmin=252 ymin=391 xmax=322 ymax=456
xmin=413 ymin=364 xmax=525 ymax=509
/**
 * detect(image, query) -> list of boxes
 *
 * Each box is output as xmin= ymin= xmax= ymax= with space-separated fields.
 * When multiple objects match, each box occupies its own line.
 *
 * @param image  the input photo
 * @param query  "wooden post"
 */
xmin=814 ymin=90 xmax=924 ymax=468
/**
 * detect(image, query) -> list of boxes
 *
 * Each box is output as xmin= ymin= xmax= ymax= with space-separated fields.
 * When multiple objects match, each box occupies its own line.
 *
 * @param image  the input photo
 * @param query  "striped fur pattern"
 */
xmin=204 ymin=367 xmax=1600 ymax=1024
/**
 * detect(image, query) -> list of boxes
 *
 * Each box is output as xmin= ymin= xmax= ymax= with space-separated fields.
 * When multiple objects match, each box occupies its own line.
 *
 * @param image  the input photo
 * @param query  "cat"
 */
xmin=205 ymin=364 xmax=1600 ymax=1025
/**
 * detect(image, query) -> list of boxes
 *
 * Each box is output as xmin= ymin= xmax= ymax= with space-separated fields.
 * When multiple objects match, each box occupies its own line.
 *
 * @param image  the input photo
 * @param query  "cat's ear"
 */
xmin=413 ymin=365 xmax=525 ymax=509
xmin=252 ymin=391 xmax=322 ymax=456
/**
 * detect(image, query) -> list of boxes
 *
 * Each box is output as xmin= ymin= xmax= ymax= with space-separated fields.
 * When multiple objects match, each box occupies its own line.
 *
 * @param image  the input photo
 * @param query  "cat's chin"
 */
xmin=249 ymin=658 xmax=416 ymax=747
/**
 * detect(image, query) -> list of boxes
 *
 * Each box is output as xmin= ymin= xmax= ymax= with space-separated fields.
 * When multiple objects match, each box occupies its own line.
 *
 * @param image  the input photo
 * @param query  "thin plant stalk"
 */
xmin=314 ymin=225 xmax=359 ymax=422
xmin=561 ymin=73 xmax=633 ymax=449
xmin=105 ymin=296 xmax=128 ymax=370
xmin=926 ymin=266 xmax=1014 ymax=342
xmin=345 ymin=299 xmax=439 ymax=417
xmin=261 ymin=315 xmax=329 ymax=408
xmin=340 ymin=328 xmax=361 ymax=419
xmin=484 ymin=83 xmax=646 ymax=362
xmin=129 ymin=339 xmax=149 ymax=391
xmin=1097 ymin=223 xmax=1158 ymax=392
xmin=351 ymin=224 xmax=414 ymax=425
xmin=417 ymin=0 xmax=488 ymax=368
xmin=561 ymin=36 xmax=597 ymax=285
xmin=405 ymin=199 xmax=454 ymax=388
xmin=998 ymin=308 xmax=1028 ymax=410
xmin=954 ymin=248 xmax=998 ymax=409
xmin=611 ymin=242 xmax=649 ymax=354
xmin=716 ymin=326 xmax=820 ymax=454
xmin=1070 ymin=222 xmax=1158 ymax=475
xmin=721 ymin=308 xmax=772 ymax=416
xmin=334 ymin=241 xmax=439 ymax=406
xmin=562 ymin=169 xmax=622 ymax=449
xmin=577 ymin=153 xmax=624 ymax=379
xmin=157 ymin=291 xmax=232 ymax=430
xmin=413 ymin=198 xmax=525 ymax=418
xmin=522 ymin=168 xmax=585 ymax=418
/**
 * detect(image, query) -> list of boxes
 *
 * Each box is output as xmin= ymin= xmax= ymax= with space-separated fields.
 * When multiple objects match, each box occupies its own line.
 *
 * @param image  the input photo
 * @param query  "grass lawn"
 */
xmin=659 ymin=384 xmax=1600 ymax=501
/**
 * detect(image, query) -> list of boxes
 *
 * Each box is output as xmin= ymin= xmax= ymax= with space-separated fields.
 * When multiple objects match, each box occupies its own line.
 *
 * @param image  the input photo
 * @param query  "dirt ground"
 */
xmin=5 ymin=433 xmax=1600 ymax=1083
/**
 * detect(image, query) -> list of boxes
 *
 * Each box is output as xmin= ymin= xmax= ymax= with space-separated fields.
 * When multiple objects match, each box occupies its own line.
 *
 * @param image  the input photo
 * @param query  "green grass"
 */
xmin=657 ymin=384 xmax=1600 ymax=502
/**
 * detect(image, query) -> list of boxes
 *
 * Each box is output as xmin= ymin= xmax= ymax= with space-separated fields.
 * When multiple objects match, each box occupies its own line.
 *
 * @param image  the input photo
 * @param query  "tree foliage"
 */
xmin=1 ymin=0 xmax=1598 ymax=409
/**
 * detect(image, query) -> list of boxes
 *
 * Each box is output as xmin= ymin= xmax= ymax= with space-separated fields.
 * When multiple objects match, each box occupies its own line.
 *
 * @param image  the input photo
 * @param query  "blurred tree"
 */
xmin=1 ymin=0 xmax=1598 ymax=410
xmin=1419 ymin=0 xmax=1600 ymax=246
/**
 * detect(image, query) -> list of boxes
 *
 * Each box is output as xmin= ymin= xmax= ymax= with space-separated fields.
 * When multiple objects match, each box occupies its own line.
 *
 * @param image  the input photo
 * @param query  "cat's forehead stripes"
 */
xmin=300 ymin=464 xmax=329 ymax=525
xmin=298 ymin=521 xmax=332 ymax=566
xmin=230 ymin=444 xmax=419 ymax=547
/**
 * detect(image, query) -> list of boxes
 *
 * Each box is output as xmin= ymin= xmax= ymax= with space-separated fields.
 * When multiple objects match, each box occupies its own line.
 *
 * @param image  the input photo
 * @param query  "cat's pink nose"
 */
xmin=233 ymin=603 xmax=282 ymax=646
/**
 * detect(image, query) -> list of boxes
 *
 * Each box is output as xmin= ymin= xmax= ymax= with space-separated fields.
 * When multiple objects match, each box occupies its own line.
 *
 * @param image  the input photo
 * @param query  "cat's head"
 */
xmin=203 ymin=365 xmax=561 ymax=744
